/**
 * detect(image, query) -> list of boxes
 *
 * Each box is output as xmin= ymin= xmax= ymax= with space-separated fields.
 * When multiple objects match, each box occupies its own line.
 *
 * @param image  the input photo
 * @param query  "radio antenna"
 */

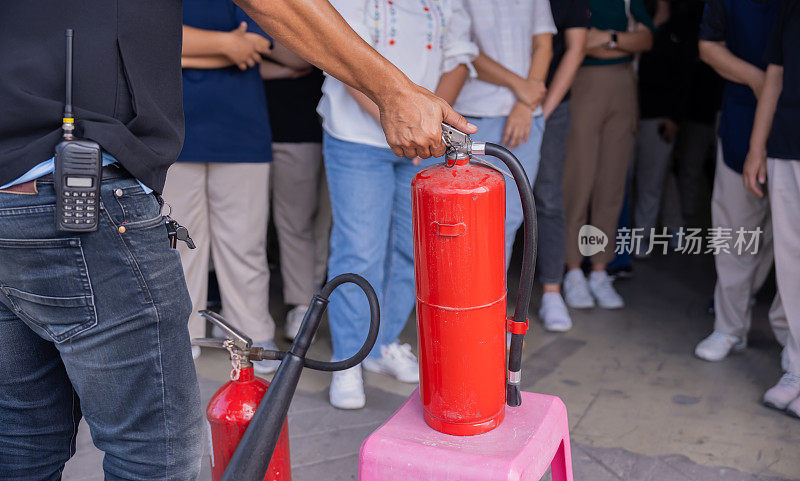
xmin=62 ymin=29 xmax=75 ymax=140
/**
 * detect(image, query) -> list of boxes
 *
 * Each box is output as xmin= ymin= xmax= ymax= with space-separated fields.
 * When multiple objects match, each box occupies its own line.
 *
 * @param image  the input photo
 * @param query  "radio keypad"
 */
xmin=62 ymin=188 xmax=99 ymax=227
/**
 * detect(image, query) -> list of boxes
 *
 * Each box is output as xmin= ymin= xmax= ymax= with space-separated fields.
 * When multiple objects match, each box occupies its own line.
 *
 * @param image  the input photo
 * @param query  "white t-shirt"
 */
xmin=317 ymin=0 xmax=479 ymax=149
xmin=454 ymin=0 xmax=557 ymax=118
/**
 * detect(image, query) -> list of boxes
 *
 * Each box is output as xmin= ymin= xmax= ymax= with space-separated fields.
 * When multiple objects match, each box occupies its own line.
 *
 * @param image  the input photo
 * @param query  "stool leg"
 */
xmin=549 ymin=435 xmax=574 ymax=481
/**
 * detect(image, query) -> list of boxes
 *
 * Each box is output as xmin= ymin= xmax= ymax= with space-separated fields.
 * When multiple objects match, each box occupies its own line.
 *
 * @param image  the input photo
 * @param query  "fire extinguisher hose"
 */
xmin=220 ymin=273 xmax=380 ymax=481
xmin=483 ymin=142 xmax=537 ymax=408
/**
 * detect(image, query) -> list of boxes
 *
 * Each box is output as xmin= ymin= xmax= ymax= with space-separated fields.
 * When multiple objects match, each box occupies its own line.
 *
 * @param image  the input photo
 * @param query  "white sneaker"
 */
xmin=563 ymin=269 xmax=595 ymax=309
xmin=763 ymin=372 xmax=800 ymax=410
xmin=284 ymin=305 xmax=309 ymax=341
xmin=329 ymin=365 xmax=365 ymax=409
xmin=362 ymin=343 xmax=420 ymax=383
xmin=588 ymin=271 xmax=624 ymax=309
xmin=539 ymin=292 xmax=572 ymax=332
xmin=694 ymin=332 xmax=746 ymax=362
xmin=191 ymin=345 xmax=201 ymax=360
xmin=252 ymin=340 xmax=281 ymax=375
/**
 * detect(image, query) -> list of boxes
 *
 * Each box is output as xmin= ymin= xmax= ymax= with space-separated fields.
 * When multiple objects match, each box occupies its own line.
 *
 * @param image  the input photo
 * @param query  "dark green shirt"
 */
xmin=584 ymin=0 xmax=655 ymax=66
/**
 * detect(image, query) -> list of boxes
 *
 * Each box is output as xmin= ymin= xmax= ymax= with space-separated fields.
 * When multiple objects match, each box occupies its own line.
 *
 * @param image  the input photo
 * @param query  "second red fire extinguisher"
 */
xmin=411 ymin=123 xmax=537 ymax=436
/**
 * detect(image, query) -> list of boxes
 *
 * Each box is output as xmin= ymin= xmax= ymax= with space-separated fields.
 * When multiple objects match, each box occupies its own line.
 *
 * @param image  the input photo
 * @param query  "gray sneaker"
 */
xmin=563 ymin=269 xmax=595 ymax=309
xmin=763 ymin=372 xmax=800 ymax=410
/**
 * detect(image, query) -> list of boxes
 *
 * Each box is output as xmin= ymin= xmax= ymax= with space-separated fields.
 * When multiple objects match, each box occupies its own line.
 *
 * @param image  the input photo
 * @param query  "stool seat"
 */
xmin=358 ymin=388 xmax=573 ymax=481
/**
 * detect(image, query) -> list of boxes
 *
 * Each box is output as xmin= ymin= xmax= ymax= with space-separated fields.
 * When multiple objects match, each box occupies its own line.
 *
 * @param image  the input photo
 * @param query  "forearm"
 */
xmin=182 ymin=25 xmax=232 ymax=57
xmin=527 ymin=34 xmax=553 ymax=82
xmin=473 ymin=52 xmax=526 ymax=89
xmin=265 ymin=41 xmax=312 ymax=70
xmin=586 ymin=47 xmax=631 ymax=59
xmin=234 ymin=0 xmax=410 ymax=107
xmin=543 ymin=40 xmax=586 ymax=116
xmin=181 ymin=55 xmax=234 ymax=69
xmin=435 ymin=64 xmax=469 ymax=106
xmin=749 ymin=65 xmax=783 ymax=152
xmin=699 ymin=41 xmax=764 ymax=87
xmin=616 ymin=27 xmax=653 ymax=54
xmin=346 ymin=85 xmax=381 ymax=123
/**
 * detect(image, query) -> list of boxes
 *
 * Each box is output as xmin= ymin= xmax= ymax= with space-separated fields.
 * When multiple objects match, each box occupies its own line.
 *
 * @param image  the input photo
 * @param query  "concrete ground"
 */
xmin=63 ymin=252 xmax=800 ymax=480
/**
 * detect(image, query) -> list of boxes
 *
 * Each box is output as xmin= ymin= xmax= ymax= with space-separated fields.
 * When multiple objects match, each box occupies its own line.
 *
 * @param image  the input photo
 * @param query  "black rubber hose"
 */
xmin=302 ymin=273 xmax=381 ymax=371
xmin=484 ymin=142 xmax=537 ymax=407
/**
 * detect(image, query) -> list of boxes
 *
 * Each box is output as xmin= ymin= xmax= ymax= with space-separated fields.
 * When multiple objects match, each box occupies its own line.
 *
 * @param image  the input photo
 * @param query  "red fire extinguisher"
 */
xmin=194 ymin=311 xmax=291 ymax=481
xmin=195 ymin=274 xmax=381 ymax=481
xmin=411 ymin=123 xmax=536 ymax=436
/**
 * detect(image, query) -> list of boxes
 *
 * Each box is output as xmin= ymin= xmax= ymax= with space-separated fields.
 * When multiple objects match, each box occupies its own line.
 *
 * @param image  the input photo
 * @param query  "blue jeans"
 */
xmin=323 ymin=133 xmax=437 ymax=361
xmin=0 ymin=178 xmax=203 ymax=480
xmin=468 ymin=115 xmax=545 ymax=267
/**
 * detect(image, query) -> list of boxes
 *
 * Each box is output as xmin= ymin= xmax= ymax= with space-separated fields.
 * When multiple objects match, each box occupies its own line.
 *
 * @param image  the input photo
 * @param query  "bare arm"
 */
xmin=233 ymin=0 xmax=476 ymax=158
xmin=586 ymin=25 xmax=653 ymax=57
xmin=264 ymin=41 xmax=313 ymax=70
xmin=182 ymin=23 xmax=272 ymax=70
xmin=259 ymin=59 xmax=312 ymax=79
xmin=542 ymin=27 xmax=587 ymax=118
xmin=182 ymin=55 xmax=234 ymax=69
xmin=434 ymin=65 xmax=469 ymax=106
xmin=699 ymin=40 xmax=765 ymax=98
xmin=345 ymin=85 xmax=381 ymax=123
xmin=743 ymin=65 xmax=782 ymax=197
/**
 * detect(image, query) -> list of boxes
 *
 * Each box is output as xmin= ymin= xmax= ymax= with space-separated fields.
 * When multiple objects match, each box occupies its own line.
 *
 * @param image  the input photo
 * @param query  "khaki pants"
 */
xmin=767 ymin=158 xmax=800 ymax=374
xmin=271 ymin=142 xmax=331 ymax=306
xmin=563 ymin=63 xmax=638 ymax=266
xmin=162 ymin=162 xmax=274 ymax=342
xmin=711 ymin=144 xmax=787 ymax=343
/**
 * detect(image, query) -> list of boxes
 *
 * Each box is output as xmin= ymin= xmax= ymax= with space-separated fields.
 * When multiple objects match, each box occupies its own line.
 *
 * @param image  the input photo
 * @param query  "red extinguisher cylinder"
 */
xmin=411 ymin=156 xmax=508 ymax=436
xmin=207 ymin=366 xmax=291 ymax=481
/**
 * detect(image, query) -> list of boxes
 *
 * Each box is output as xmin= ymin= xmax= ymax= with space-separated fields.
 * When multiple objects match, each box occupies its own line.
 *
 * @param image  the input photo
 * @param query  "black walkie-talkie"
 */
xmin=54 ymin=29 xmax=103 ymax=233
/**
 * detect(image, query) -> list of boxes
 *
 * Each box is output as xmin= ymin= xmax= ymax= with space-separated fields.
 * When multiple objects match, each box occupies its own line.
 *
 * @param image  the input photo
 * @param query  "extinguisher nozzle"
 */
xmin=506 ymin=384 xmax=522 ymax=407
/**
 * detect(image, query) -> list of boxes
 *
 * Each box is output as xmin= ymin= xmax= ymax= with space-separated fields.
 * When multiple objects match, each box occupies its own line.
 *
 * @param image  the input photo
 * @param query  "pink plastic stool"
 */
xmin=358 ymin=389 xmax=573 ymax=481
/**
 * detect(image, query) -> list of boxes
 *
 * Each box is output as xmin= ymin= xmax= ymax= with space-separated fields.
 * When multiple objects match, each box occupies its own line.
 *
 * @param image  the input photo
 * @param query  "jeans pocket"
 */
xmin=0 ymin=238 xmax=97 ymax=343
xmin=111 ymin=186 xmax=163 ymax=229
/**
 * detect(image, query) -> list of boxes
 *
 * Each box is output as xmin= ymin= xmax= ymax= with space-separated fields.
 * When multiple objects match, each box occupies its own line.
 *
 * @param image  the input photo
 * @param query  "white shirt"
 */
xmin=318 ymin=0 xmax=478 ymax=149
xmin=454 ymin=0 xmax=557 ymax=118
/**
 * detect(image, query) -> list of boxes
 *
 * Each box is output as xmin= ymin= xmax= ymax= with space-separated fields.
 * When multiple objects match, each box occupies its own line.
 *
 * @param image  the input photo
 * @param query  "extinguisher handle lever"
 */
xmin=198 ymin=310 xmax=252 ymax=350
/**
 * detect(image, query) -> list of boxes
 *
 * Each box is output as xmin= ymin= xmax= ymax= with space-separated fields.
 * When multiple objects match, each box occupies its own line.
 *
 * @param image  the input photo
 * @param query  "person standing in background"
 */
xmin=261 ymin=44 xmax=332 ymax=341
xmin=694 ymin=0 xmax=788 ymax=364
xmin=319 ymin=0 xmax=477 ymax=410
xmin=743 ymin=0 xmax=800 ymax=417
xmin=531 ymin=0 xmax=590 ymax=331
xmin=163 ymin=0 xmax=281 ymax=374
xmin=454 ymin=0 xmax=556 ymax=272
xmin=629 ymin=0 xmax=679 ymax=257
xmin=561 ymin=0 xmax=653 ymax=310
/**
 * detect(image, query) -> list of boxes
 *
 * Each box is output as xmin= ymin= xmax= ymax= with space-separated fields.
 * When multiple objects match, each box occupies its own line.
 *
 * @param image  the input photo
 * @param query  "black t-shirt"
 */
xmin=765 ymin=0 xmax=800 ymax=160
xmin=264 ymin=69 xmax=324 ymax=144
xmin=547 ymin=0 xmax=592 ymax=99
xmin=0 ymin=2 xmax=183 ymax=193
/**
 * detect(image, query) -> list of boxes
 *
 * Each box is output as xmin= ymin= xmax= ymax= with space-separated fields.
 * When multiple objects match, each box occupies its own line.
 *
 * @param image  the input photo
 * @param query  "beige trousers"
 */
xmin=767 ymin=158 xmax=800 ymax=374
xmin=563 ymin=63 xmax=638 ymax=266
xmin=162 ymin=162 xmax=274 ymax=342
xmin=712 ymin=145 xmax=787 ymax=343
xmin=271 ymin=142 xmax=331 ymax=306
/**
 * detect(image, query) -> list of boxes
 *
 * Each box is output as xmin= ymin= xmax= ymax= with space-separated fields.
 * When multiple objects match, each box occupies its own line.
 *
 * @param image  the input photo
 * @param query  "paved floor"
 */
xmin=63 ymin=253 xmax=800 ymax=480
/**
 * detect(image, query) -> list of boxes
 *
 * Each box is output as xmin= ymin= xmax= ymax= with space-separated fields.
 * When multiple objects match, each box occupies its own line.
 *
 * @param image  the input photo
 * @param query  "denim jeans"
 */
xmin=468 ymin=114 xmax=545 ymax=268
xmin=0 ymin=177 xmax=203 ymax=480
xmin=323 ymin=133 xmax=437 ymax=361
xmin=533 ymin=101 xmax=570 ymax=285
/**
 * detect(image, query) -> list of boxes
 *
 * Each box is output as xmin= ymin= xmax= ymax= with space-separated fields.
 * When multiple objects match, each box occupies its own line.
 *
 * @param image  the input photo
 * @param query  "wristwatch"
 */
xmin=606 ymin=31 xmax=618 ymax=49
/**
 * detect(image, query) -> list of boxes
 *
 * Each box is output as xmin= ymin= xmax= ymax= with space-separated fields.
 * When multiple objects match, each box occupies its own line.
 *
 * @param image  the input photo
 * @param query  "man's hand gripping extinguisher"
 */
xmin=410 ymin=123 xmax=537 ymax=435
xmin=193 ymin=273 xmax=381 ymax=481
